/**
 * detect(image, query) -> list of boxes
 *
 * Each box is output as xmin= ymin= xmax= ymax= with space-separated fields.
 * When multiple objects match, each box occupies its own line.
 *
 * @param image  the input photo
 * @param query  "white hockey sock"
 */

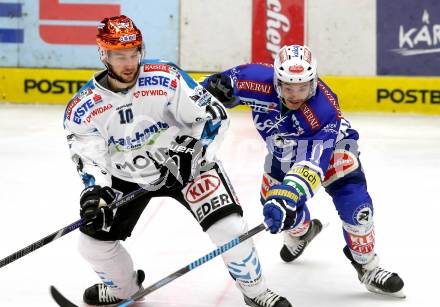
xmin=206 ymin=214 xmax=267 ymax=298
xmin=78 ymin=233 xmax=139 ymax=299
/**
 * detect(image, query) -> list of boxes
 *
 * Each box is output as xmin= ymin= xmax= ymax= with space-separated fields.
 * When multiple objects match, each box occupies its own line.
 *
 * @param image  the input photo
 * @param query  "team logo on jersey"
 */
xmin=318 ymin=81 xmax=342 ymax=120
xmin=185 ymin=174 xmax=221 ymax=203
xmin=183 ymin=170 xmax=234 ymax=223
xmin=133 ymin=89 xmax=168 ymax=98
xmin=92 ymin=94 xmax=103 ymax=104
xmin=299 ymin=103 xmax=320 ymax=131
xmin=323 ymin=149 xmax=359 ymax=186
xmin=347 ymin=225 xmax=375 ymax=255
xmin=237 ymin=80 xmax=272 ymax=95
xmin=66 ymin=88 xmax=93 ymax=120
xmin=190 ymin=86 xmax=211 ymax=106
xmin=84 ymin=104 xmax=113 ymax=123
xmin=290 ymin=113 xmax=305 ymax=136
xmin=138 ymin=75 xmax=170 ymax=87
xmin=253 ymin=113 xmax=288 ymax=132
xmin=143 ymin=64 xmax=170 ymax=73
xmin=322 ymin=122 xmax=338 ymax=135
xmin=73 ymin=99 xmax=94 ymax=124
xmin=353 ymin=204 xmax=373 ymax=226
xmin=241 ymin=97 xmax=277 ymax=113
xmin=170 ymin=78 xmax=178 ymax=90
xmin=107 ymin=122 xmax=170 ymax=152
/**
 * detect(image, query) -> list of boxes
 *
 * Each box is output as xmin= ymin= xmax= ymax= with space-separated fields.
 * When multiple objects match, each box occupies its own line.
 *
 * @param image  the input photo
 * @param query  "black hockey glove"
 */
xmin=79 ymin=185 xmax=116 ymax=235
xmin=161 ymin=135 xmax=206 ymax=190
xmin=206 ymin=73 xmax=239 ymax=107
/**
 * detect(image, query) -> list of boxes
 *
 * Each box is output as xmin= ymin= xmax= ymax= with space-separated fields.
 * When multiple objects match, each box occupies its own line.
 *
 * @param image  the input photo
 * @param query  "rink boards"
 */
xmin=0 ymin=67 xmax=439 ymax=115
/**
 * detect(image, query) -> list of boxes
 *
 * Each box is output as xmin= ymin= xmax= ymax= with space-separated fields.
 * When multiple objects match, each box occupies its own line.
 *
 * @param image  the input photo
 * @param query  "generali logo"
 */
xmin=393 ymin=9 xmax=440 ymax=56
xmin=237 ymin=80 xmax=272 ymax=94
xmin=185 ymin=174 xmax=221 ymax=203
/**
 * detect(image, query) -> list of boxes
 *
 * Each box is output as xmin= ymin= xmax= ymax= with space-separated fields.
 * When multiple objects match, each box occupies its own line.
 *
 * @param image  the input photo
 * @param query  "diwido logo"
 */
xmin=185 ymin=174 xmax=220 ymax=203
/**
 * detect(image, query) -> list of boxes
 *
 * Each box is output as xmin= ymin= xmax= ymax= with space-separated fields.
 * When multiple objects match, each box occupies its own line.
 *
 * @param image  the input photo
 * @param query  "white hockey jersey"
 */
xmin=64 ymin=59 xmax=229 ymax=188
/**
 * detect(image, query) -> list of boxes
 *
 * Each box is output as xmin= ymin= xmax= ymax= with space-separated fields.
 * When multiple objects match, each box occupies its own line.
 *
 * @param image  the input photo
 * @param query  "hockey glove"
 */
xmin=79 ymin=185 xmax=116 ymax=235
xmin=206 ymin=73 xmax=239 ymax=107
xmin=263 ymin=184 xmax=305 ymax=234
xmin=161 ymin=135 xmax=206 ymax=190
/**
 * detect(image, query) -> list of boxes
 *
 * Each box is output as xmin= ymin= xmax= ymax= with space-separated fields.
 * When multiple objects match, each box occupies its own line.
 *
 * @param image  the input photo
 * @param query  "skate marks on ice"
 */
xmin=0 ymin=105 xmax=438 ymax=306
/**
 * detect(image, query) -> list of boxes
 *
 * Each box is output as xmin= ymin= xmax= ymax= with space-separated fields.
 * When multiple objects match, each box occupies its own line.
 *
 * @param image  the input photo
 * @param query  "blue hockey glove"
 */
xmin=263 ymin=184 xmax=305 ymax=234
xmin=79 ymin=185 xmax=116 ymax=235
xmin=206 ymin=73 xmax=239 ymax=107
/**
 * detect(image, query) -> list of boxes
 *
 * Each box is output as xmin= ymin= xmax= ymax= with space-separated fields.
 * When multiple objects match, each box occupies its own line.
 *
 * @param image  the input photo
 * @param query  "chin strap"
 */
xmin=105 ymin=61 xmax=141 ymax=85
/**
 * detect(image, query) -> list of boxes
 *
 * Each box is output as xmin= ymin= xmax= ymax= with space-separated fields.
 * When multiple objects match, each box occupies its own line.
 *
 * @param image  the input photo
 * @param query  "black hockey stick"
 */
xmin=50 ymin=222 xmax=268 ymax=307
xmin=0 ymin=176 xmax=166 ymax=269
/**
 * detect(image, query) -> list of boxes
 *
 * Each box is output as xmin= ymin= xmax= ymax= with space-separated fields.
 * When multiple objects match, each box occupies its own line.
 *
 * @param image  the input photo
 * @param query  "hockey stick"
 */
xmin=50 ymin=221 xmax=268 ymax=307
xmin=0 ymin=177 xmax=166 ymax=269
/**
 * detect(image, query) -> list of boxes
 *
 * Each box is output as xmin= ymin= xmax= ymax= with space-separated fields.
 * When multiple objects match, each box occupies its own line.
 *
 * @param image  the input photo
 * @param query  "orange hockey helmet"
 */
xmin=96 ymin=15 xmax=142 ymax=50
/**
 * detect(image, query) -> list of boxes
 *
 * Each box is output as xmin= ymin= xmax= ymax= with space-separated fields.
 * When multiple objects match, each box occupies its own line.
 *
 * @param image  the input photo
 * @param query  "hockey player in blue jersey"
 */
xmin=202 ymin=45 xmax=405 ymax=298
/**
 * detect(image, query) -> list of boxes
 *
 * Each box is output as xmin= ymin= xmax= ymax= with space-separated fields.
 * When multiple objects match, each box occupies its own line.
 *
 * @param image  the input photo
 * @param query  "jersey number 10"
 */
xmin=118 ymin=109 xmax=134 ymax=124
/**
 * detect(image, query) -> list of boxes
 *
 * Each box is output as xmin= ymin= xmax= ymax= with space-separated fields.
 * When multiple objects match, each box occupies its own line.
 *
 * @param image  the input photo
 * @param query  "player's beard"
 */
xmin=107 ymin=62 xmax=140 ymax=85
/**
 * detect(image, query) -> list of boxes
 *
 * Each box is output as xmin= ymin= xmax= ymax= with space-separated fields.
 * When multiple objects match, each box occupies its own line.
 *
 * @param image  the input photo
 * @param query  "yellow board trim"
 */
xmin=1 ymin=67 xmax=440 ymax=114
xmin=321 ymin=75 xmax=440 ymax=115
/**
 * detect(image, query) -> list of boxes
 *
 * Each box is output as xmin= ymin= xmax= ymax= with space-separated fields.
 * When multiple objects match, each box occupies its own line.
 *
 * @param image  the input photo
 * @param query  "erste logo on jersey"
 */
xmin=66 ymin=88 xmax=93 ymax=120
xmin=138 ymin=75 xmax=170 ymax=87
xmin=138 ymin=74 xmax=178 ymax=94
xmin=71 ymin=93 xmax=109 ymax=124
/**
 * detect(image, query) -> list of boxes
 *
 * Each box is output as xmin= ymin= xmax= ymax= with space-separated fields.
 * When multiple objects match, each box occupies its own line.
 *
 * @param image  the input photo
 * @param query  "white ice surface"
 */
xmin=0 ymin=103 xmax=439 ymax=307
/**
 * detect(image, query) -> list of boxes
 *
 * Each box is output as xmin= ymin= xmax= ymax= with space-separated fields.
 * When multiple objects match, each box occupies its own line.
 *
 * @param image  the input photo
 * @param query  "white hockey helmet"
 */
xmin=273 ymin=45 xmax=318 ymax=100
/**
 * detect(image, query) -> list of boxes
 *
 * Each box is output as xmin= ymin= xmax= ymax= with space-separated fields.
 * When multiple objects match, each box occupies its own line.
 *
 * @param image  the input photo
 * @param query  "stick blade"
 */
xmin=50 ymin=286 xmax=79 ymax=307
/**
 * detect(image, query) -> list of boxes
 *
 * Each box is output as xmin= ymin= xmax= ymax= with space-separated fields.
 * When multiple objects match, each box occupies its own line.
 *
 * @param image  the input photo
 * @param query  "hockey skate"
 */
xmin=83 ymin=269 xmax=145 ymax=305
xmin=244 ymin=289 xmax=292 ymax=307
xmin=280 ymin=219 xmax=323 ymax=262
xmin=343 ymin=246 xmax=405 ymax=298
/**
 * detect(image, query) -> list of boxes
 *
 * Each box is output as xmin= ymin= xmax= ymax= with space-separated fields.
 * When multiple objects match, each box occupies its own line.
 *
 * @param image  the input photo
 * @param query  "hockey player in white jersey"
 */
xmin=63 ymin=15 xmax=291 ymax=307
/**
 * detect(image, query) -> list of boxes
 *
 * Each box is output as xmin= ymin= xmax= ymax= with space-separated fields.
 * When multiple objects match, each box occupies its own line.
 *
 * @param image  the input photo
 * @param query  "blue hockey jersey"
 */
xmin=202 ymin=63 xmax=359 ymax=200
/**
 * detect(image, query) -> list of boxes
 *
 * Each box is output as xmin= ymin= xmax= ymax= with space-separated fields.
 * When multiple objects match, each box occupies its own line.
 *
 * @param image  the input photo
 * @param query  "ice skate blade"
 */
xmin=365 ymin=285 xmax=406 ymax=299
